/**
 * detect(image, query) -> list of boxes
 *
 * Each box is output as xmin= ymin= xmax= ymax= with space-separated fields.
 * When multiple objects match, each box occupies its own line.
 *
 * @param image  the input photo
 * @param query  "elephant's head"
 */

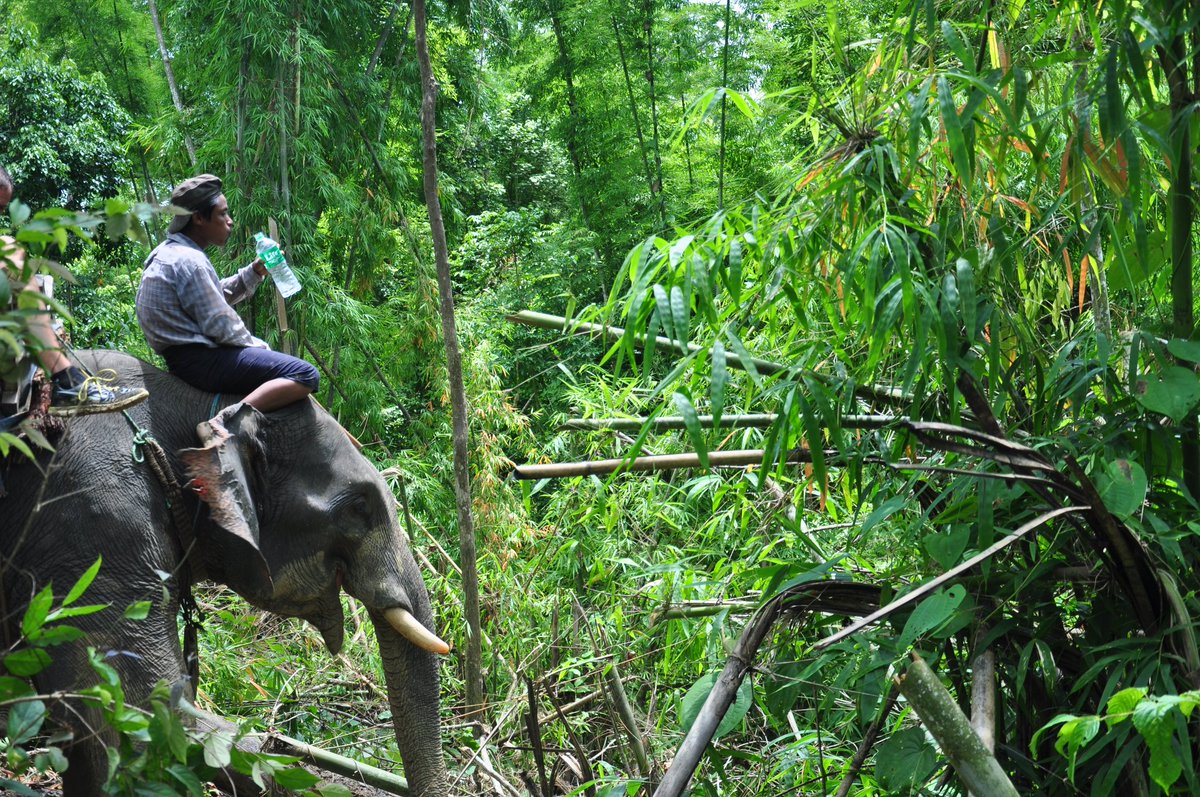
xmin=178 ymin=402 xmax=449 ymax=797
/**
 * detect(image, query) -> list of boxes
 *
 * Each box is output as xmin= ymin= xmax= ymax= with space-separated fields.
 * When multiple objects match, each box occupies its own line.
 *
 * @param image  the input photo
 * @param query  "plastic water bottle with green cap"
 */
xmin=254 ymin=232 xmax=302 ymax=298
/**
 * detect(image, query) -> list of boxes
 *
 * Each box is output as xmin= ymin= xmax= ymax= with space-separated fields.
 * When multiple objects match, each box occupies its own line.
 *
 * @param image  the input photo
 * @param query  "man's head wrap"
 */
xmin=167 ymin=174 xmax=223 ymax=233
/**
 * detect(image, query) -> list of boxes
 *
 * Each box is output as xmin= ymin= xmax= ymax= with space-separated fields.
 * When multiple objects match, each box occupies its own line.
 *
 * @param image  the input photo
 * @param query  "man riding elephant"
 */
xmin=136 ymin=174 xmax=319 ymax=416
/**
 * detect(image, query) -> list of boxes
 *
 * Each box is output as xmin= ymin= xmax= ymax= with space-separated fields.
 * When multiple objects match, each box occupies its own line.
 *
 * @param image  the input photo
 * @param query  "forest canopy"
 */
xmin=2 ymin=0 xmax=1200 ymax=794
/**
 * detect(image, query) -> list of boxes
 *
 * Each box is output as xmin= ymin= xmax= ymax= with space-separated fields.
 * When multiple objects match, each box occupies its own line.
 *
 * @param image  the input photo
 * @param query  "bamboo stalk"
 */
xmin=606 ymin=0 xmax=662 ymax=225
xmin=303 ymin=340 xmax=350 ymax=404
xmin=525 ymin=677 xmax=551 ymax=797
xmin=897 ymin=654 xmax=1018 ymax=797
xmin=815 ymin=506 xmax=1088 ymax=650
xmin=653 ymin=597 xmax=783 ymax=797
xmin=146 ymin=0 xmax=197 ymax=166
xmin=268 ymin=218 xmax=293 ymax=355
xmin=538 ymin=688 xmax=603 ymax=727
xmin=573 ymin=598 xmax=655 ymax=791
xmin=506 ymin=310 xmax=910 ymax=405
xmin=650 ymin=598 xmax=758 ymax=622
xmin=833 ymin=684 xmax=899 ymax=797
xmin=413 ymin=0 xmax=485 ymax=718
xmin=269 ymin=732 xmax=412 ymax=795
xmin=559 ymin=413 xmax=895 ymax=431
xmin=512 ymin=448 xmax=819 ymax=480
xmin=969 ymin=646 xmax=997 ymax=772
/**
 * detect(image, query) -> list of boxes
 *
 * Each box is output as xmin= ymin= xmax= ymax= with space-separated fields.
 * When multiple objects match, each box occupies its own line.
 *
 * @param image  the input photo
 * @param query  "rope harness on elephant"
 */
xmin=121 ymin=406 xmax=205 ymax=688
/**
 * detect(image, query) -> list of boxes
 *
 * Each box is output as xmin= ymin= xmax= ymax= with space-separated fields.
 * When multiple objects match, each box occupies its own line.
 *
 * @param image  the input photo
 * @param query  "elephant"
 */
xmin=0 ymin=350 xmax=450 ymax=797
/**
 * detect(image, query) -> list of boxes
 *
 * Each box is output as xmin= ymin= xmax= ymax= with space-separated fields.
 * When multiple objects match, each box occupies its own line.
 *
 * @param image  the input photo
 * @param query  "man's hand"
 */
xmin=251 ymin=256 xmax=267 ymax=277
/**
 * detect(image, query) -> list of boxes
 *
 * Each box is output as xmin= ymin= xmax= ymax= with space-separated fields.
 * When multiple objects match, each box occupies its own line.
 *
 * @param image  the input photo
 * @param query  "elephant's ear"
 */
xmin=178 ymin=404 xmax=273 ymax=596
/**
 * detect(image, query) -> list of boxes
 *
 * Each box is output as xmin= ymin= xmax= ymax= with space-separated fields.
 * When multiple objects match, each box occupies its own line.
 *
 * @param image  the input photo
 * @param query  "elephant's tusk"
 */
xmin=384 ymin=607 xmax=451 ymax=655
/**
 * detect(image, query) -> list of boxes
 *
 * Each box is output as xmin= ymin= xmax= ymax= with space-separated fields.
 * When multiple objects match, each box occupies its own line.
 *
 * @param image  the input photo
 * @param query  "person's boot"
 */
xmin=49 ymin=366 xmax=149 ymax=417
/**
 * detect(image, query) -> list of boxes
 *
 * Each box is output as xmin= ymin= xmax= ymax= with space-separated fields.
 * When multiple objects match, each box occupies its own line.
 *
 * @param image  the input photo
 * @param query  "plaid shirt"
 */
xmin=136 ymin=233 xmax=267 ymax=354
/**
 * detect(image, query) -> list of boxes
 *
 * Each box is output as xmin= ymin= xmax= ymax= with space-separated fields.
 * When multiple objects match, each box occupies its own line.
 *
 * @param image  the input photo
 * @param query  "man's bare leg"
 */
xmin=241 ymin=378 xmax=314 ymax=412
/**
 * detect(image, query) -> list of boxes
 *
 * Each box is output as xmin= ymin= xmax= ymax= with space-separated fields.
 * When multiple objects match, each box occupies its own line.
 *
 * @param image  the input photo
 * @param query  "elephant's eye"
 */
xmin=335 ymin=490 xmax=373 ymax=523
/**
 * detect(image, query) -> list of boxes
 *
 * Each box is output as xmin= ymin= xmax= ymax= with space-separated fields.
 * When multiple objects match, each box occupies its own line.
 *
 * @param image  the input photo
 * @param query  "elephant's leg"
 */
xmin=37 ymin=593 xmax=185 ymax=796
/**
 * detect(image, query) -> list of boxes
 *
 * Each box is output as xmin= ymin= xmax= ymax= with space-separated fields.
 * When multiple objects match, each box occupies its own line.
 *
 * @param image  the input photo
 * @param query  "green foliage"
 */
xmin=1037 ymin=689 xmax=1200 ymax=793
xmin=0 ymin=26 xmax=130 ymax=211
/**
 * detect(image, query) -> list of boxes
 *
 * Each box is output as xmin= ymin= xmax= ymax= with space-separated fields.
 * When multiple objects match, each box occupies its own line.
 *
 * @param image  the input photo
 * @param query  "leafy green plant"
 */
xmin=1036 ymin=688 xmax=1200 ymax=794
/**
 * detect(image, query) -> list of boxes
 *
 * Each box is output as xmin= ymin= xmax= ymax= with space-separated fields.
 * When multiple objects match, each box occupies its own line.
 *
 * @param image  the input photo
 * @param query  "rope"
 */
xmin=119 ymin=402 xmax=204 ymax=688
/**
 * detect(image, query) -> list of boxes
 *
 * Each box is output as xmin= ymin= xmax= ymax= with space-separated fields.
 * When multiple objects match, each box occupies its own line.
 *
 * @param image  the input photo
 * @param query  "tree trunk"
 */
xmin=146 ymin=0 xmax=197 ymax=166
xmin=412 ymin=0 xmax=486 ymax=716
xmin=718 ymin=0 xmax=731 ymax=209
xmin=608 ymin=0 xmax=661 ymax=224
xmin=548 ymin=0 xmax=591 ymax=225
xmin=644 ymin=0 xmax=666 ymax=219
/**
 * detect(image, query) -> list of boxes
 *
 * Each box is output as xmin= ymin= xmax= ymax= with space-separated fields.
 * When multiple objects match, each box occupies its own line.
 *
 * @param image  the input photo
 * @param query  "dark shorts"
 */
xmin=162 ymin=344 xmax=320 ymax=395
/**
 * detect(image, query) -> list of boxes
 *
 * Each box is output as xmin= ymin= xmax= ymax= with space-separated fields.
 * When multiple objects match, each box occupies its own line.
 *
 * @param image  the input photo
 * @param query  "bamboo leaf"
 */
xmin=673 ymin=391 xmax=708 ymax=469
xmin=652 ymin=284 xmax=675 ymax=346
xmin=64 ymin=557 xmax=103 ymax=607
xmin=670 ymin=284 xmax=688 ymax=346
xmin=710 ymin=340 xmax=728 ymax=430
xmin=938 ymin=76 xmax=973 ymax=183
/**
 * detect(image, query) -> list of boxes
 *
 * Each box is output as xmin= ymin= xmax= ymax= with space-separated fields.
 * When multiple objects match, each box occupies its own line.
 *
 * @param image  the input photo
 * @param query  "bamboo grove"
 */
xmin=3 ymin=0 xmax=1200 ymax=794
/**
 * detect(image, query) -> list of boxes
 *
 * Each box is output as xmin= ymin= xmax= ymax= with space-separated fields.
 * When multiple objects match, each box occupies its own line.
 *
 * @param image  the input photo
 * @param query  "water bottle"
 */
xmin=254 ymin=232 xmax=302 ymax=298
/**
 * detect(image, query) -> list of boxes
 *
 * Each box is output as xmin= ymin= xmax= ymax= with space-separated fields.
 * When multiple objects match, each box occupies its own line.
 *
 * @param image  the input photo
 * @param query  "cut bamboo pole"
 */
xmin=268 ymin=733 xmax=412 ymax=795
xmin=897 ymin=654 xmax=1018 ymax=797
xmin=512 ymin=448 xmax=820 ymax=480
xmin=267 ymin=218 xmax=293 ymax=355
xmin=559 ymin=413 xmax=895 ymax=431
xmin=506 ymin=310 xmax=910 ymax=406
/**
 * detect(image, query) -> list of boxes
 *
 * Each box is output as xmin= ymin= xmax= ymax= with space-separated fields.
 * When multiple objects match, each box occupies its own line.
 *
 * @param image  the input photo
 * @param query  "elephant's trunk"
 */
xmin=370 ymin=609 xmax=450 ymax=797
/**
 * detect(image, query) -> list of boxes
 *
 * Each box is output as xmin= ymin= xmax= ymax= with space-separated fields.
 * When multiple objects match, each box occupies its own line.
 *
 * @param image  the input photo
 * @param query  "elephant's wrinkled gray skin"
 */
xmin=0 ymin=351 xmax=449 ymax=797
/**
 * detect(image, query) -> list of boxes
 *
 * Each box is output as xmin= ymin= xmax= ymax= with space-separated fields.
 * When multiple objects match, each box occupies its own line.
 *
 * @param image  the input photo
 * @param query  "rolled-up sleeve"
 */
xmin=221 ymin=262 xmax=265 ymax=306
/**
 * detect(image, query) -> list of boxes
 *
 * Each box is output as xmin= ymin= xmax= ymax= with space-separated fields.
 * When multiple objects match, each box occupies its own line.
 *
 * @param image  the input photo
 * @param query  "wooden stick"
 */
xmin=573 ymin=598 xmax=655 ymax=791
xmin=512 ymin=448 xmax=820 ymax=480
xmin=833 ymin=683 xmax=899 ymax=797
xmin=897 ymin=654 xmax=1018 ymax=797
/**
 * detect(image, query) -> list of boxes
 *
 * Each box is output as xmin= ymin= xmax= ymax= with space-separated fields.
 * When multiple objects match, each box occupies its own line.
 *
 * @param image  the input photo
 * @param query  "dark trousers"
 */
xmin=162 ymin=344 xmax=320 ymax=395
